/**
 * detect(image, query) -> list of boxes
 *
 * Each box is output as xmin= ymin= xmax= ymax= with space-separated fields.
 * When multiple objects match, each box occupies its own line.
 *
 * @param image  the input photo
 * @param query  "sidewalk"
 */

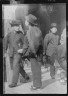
xmin=4 ymin=65 xmax=67 ymax=94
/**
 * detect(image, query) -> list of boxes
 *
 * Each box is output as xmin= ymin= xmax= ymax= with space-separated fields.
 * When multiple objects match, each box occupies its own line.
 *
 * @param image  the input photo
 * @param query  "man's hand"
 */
xmin=17 ymin=49 xmax=23 ymax=53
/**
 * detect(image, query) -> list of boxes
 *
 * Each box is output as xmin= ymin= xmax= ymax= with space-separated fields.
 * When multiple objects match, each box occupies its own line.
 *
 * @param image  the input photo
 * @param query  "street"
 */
xmin=3 ymin=3 xmax=66 ymax=94
xmin=4 ymin=63 xmax=67 ymax=94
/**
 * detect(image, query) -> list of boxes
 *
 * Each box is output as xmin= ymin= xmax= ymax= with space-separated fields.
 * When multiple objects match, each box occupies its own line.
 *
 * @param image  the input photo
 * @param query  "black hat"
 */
xmin=9 ymin=20 xmax=21 ymax=27
xmin=51 ymin=23 xmax=57 ymax=28
xmin=25 ymin=14 xmax=37 ymax=25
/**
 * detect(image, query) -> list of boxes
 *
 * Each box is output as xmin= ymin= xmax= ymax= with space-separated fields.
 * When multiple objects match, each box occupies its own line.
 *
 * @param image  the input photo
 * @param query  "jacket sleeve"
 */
xmin=43 ymin=34 xmax=49 ymax=55
xmin=22 ymin=36 xmax=29 ymax=55
xmin=57 ymin=35 xmax=59 ymax=45
xmin=3 ymin=33 xmax=9 ymax=54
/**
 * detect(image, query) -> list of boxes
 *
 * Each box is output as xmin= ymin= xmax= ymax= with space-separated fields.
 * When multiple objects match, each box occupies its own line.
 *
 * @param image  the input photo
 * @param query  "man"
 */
xmin=22 ymin=14 xmax=43 ymax=90
xmin=43 ymin=23 xmax=59 ymax=79
xmin=60 ymin=27 xmax=66 ymax=45
xmin=56 ymin=27 xmax=66 ymax=70
xmin=3 ymin=20 xmax=30 ymax=88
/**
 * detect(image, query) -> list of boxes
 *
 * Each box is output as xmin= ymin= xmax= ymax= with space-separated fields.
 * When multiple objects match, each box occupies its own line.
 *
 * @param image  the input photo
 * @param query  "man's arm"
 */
xmin=17 ymin=35 xmax=29 ymax=54
xmin=22 ymin=36 xmax=29 ymax=54
xmin=43 ymin=34 xmax=49 ymax=55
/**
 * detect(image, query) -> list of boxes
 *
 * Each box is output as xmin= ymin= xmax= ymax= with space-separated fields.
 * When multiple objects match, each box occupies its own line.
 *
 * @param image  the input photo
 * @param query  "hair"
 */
xmin=29 ymin=22 xmax=38 ymax=27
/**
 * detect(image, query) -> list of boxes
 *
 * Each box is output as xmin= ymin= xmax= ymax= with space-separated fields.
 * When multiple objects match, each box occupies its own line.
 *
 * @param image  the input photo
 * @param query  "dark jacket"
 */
xmin=56 ymin=43 xmax=66 ymax=62
xmin=44 ymin=32 xmax=59 ymax=56
xmin=26 ymin=26 xmax=43 ymax=54
xmin=22 ymin=26 xmax=43 ymax=61
xmin=3 ymin=30 xmax=24 ymax=57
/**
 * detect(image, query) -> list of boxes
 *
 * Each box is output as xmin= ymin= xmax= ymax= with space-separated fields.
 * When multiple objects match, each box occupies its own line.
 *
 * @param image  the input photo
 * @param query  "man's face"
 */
xmin=50 ymin=27 xmax=57 ymax=33
xmin=13 ymin=26 xmax=19 ymax=31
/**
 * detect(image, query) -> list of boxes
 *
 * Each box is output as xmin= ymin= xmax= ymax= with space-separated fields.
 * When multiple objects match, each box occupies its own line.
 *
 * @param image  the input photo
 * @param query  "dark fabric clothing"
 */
xmin=3 ymin=30 xmax=24 ymax=69
xmin=36 ymin=44 xmax=43 ymax=62
xmin=50 ymin=64 xmax=55 ymax=77
xmin=44 ymin=33 xmax=59 ymax=56
xmin=12 ymin=53 xmax=28 ymax=84
xmin=44 ymin=32 xmax=59 ymax=77
xmin=3 ymin=31 xmax=24 ymax=57
xmin=22 ymin=31 xmax=43 ymax=62
xmin=56 ymin=43 xmax=66 ymax=62
xmin=30 ymin=58 xmax=42 ymax=88
xmin=22 ymin=26 xmax=43 ymax=88
xmin=10 ymin=57 xmax=14 ymax=70
xmin=45 ymin=55 xmax=55 ymax=77
xmin=26 ymin=26 xmax=43 ymax=54
xmin=4 ymin=30 xmax=29 ymax=84
xmin=55 ymin=43 xmax=66 ymax=71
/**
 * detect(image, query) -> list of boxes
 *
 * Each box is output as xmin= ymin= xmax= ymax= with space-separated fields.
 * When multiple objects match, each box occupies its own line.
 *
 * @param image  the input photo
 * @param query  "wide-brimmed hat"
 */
xmin=25 ymin=14 xmax=37 ymax=25
xmin=51 ymin=23 xmax=57 ymax=27
xmin=9 ymin=20 xmax=21 ymax=27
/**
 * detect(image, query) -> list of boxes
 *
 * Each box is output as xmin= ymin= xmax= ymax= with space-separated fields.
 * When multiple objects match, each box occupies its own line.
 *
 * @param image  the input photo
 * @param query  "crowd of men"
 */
xmin=3 ymin=14 xmax=66 ymax=91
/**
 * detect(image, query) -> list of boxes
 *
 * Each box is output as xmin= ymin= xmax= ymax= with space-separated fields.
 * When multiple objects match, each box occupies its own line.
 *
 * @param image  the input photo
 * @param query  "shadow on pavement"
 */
xmin=27 ymin=69 xmax=50 ymax=76
xmin=42 ymin=78 xmax=56 ymax=89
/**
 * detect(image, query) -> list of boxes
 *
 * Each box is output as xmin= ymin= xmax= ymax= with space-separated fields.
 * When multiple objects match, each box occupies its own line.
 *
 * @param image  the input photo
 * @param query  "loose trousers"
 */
xmin=11 ymin=53 xmax=28 ymax=84
xmin=10 ymin=57 xmax=13 ymax=70
xmin=47 ymin=54 xmax=55 ymax=77
xmin=30 ymin=58 xmax=42 ymax=88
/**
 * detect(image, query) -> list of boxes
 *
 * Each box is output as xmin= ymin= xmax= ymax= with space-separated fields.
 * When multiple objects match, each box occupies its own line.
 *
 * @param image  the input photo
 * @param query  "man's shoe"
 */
xmin=31 ymin=85 xmax=42 ymax=91
xmin=9 ymin=83 xmax=17 ymax=88
xmin=60 ymin=79 xmax=67 ymax=85
xmin=20 ymin=78 xmax=30 ymax=83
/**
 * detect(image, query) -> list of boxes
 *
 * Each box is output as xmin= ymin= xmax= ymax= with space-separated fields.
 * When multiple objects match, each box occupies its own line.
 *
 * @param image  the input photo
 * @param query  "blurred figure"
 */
xmin=43 ymin=23 xmax=59 ymax=79
xmin=55 ymin=27 xmax=67 ymax=84
xmin=60 ymin=27 xmax=66 ymax=45
xmin=3 ymin=20 xmax=30 ymax=88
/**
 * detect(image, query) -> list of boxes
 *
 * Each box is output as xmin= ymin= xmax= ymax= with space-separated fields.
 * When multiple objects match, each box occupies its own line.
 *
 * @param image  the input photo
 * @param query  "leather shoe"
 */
xmin=20 ymin=78 xmax=30 ymax=83
xmin=9 ymin=83 xmax=17 ymax=88
xmin=31 ymin=85 xmax=41 ymax=91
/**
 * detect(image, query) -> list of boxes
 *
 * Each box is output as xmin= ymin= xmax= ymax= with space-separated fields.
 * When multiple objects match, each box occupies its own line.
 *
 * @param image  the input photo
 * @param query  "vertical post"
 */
xmin=6 ymin=50 xmax=13 ymax=84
